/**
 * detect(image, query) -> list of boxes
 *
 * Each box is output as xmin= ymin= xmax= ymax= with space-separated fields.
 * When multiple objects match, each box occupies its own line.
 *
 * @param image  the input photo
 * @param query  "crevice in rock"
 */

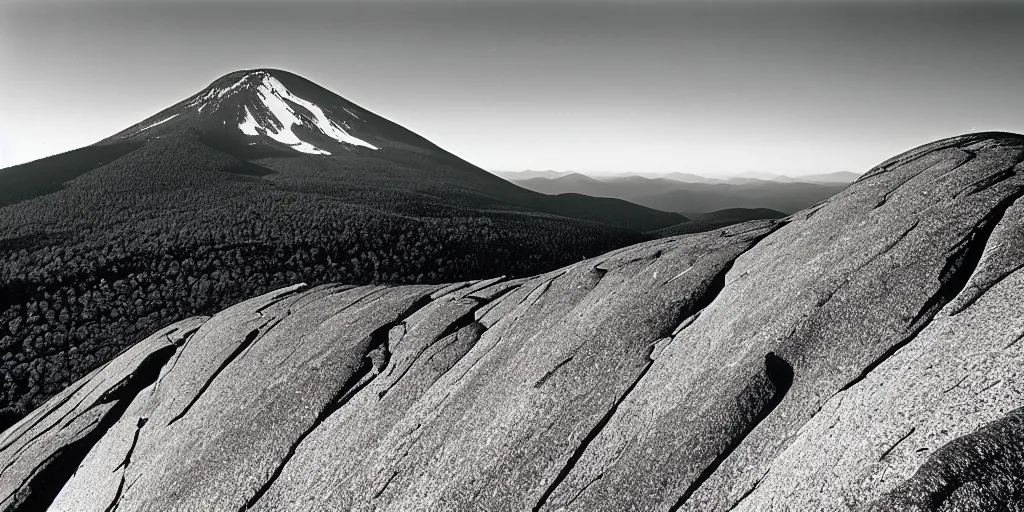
xmin=867 ymin=406 xmax=1024 ymax=511
xmin=942 ymin=375 xmax=969 ymax=394
xmin=22 ymin=378 xmax=110 ymax=437
xmin=1004 ymin=331 xmax=1024 ymax=350
xmin=841 ymin=185 xmax=1024 ymax=394
xmin=237 ymin=294 xmax=435 ymax=511
xmin=879 ymin=427 xmax=916 ymax=461
xmin=533 ymin=356 xmax=576 ymax=389
xmin=269 ymin=289 xmax=390 ymax=365
xmin=588 ymin=266 xmax=608 ymax=289
xmin=372 ymin=471 xmax=399 ymax=500
xmin=976 ymin=380 xmax=1001 ymax=395
xmin=151 ymin=325 xmax=204 ymax=395
xmin=669 ymin=353 xmax=794 ymax=512
xmin=67 ymin=416 xmax=101 ymax=440
xmin=253 ymin=285 xmax=305 ymax=315
xmin=598 ymin=239 xmax=684 ymax=272
xmin=474 ymin=275 xmax=556 ymax=328
xmin=799 ymin=203 xmax=827 ymax=221
xmin=237 ymin=313 xmax=294 ymax=361
xmin=596 ymin=247 xmax=667 ymax=271
xmin=166 ymin=327 xmax=263 ymax=427
xmin=0 ymin=388 xmax=99 ymax=480
xmin=530 ymin=358 xmax=654 ymax=512
xmin=725 ymin=219 xmax=788 ymax=238
xmin=477 ymin=275 xmax=556 ymax=335
xmin=0 ymin=379 xmax=91 ymax=453
xmin=440 ymin=276 xmax=566 ymax=397
xmin=443 ymin=333 xmax=505 ymax=391
xmin=102 ymin=481 xmax=123 ymax=512
xmin=430 ymin=281 xmax=473 ymax=299
xmin=426 ymin=322 xmax=486 ymax=366
xmin=376 ymin=301 xmax=491 ymax=401
xmin=113 ymin=417 xmax=147 ymax=473
xmin=3 ymin=345 xmax=178 ymax=480
xmin=815 ymin=219 xmax=920 ymax=309
xmin=467 ymin=280 xmax=519 ymax=303
xmin=949 ymin=262 xmax=1024 ymax=316
xmin=563 ymin=473 xmax=602 ymax=508
xmin=937 ymin=148 xmax=977 ymax=178
xmin=377 ymin=298 xmax=488 ymax=400
xmin=858 ymin=148 xmax=948 ymax=184
xmin=517 ymin=277 xmax=556 ymax=309
xmin=531 ymin=234 xmax=779 ymax=510
xmin=323 ymin=287 xmax=389 ymax=320
xmin=858 ymin=135 xmax=998 ymax=183
xmin=724 ymin=468 xmax=768 ymax=512
xmin=665 ymin=259 xmax=734 ymax=338
xmin=428 ymin=299 xmax=486 ymax=347
xmin=672 ymin=311 xmax=702 ymax=337
xmin=872 ymin=159 xmax=948 ymax=209
xmin=2 ymin=345 xmax=177 ymax=512
xmin=957 ymin=168 xmax=1016 ymax=199
xmin=103 ymin=417 xmax=148 ymax=512
xmin=456 ymin=276 xmax=506 ymax=298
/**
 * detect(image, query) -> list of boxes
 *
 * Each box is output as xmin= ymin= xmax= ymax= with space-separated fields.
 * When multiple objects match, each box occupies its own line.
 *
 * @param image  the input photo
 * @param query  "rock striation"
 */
xmin=2 ymin=132 xmax=1024 ymax=511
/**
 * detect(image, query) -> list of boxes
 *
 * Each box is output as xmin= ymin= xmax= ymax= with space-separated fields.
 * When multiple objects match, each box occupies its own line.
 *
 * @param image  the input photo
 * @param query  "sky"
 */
xmin=1 ymin=0 xmax=1023 ymax=177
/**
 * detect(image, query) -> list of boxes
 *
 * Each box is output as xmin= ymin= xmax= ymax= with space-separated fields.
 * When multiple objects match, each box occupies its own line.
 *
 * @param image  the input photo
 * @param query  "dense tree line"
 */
xmin=0 ymin=136 xmax=645 ymax=430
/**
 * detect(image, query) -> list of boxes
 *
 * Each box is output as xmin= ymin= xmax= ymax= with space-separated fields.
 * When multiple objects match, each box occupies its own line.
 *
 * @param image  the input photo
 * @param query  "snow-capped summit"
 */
xmin=230 ymin=71 xmax=375 ymax=153
xmin=107 ymin=69 xmax=435 ymax=157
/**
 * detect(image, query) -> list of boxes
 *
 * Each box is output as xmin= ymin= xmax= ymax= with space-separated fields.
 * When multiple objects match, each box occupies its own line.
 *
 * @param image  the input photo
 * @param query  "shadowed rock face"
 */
xmin=2 ymin=132 xmax=1024 ymax=511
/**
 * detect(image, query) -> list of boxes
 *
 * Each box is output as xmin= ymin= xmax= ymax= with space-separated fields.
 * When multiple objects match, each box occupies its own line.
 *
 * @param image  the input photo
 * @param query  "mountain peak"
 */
xmin=108 ymin=69 xmax=380 ymax=155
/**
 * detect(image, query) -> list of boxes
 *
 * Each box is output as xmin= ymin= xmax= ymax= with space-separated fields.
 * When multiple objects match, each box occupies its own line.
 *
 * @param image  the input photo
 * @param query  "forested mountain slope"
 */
xmin=3 ymin=131 xmax=1024 ymax=511
xmin=0 ymin=69 xmax=683 ymax=430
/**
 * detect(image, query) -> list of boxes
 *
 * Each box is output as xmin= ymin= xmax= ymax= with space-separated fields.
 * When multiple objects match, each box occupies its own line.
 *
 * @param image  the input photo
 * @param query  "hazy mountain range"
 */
xmin=495 ymin=170 xmax=856 ymax=214
xmin=494 ymin=169 xmax=860 ymax=184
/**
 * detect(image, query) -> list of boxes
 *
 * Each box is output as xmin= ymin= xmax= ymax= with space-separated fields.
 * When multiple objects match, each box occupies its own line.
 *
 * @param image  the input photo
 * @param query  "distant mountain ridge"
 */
xmin=492 ymin=169 xmax=861 ymax=185
xmin=504 ymin=171 xmax=850 ymax=214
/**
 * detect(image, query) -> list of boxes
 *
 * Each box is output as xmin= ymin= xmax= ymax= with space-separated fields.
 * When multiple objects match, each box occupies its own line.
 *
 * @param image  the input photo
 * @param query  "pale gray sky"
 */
xmin=2 ymin=0 xmax=1023 ymax=176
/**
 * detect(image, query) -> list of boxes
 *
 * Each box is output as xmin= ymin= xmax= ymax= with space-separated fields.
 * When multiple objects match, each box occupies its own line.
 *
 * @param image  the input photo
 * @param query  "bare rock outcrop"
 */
xmin=2 ymin=132 xmax=1023 ymax=511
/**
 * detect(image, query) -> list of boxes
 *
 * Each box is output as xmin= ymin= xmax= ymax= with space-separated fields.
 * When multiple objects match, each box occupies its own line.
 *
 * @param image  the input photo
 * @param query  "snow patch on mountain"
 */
xmin=210 ymin=72 xmax=379 ymax=155
xmin=136 ymin=113 xmax=179 ymax=133
xmin=249 ymin=77 xmax=330 ymax=154
xmin=290 ymin=140 xmax=332 ymax=155
xmin=187 ymin=74 xmax=252 ymax=109
xmin=264 ymin=77 xmax=377 ymax=150
xmin=119 ymin=70 xmax=379 ymax=155
xmin=239 ymin=106 xmax=260 ymax=136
